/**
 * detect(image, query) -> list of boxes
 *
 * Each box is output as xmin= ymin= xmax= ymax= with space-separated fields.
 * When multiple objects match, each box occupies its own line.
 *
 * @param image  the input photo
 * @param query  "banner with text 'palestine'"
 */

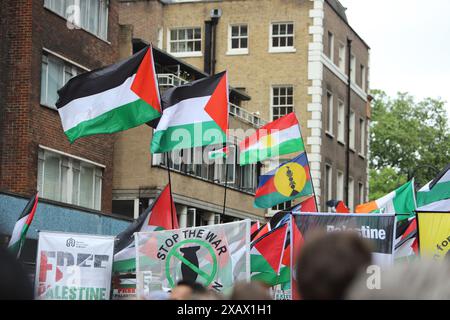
xmin=35 ymin=231 xmax=114 ymax=300
xmin=135 ymin=220 xmax=250 ymax=298
xmin=417 ymin=212 xmax=450 ymax=261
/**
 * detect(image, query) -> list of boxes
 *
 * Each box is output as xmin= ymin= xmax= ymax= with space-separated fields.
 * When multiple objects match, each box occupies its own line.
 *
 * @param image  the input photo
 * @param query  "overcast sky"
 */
xmin=339 ymin=0 xmax=450 ymax=114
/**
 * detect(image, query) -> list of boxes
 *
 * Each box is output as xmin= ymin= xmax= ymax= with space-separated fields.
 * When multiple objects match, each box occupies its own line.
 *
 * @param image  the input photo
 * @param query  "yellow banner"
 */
xmin=418 ymin=212 xmax=450 ymax=260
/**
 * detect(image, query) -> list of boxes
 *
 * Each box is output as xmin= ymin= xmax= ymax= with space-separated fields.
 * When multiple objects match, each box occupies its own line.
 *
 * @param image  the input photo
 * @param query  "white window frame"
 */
xmin=360 ymin=64 xmax=366 ymax=92
xmin=338 ymin=42 xmax=346 ymax=72
xmin=328 ymin=31 xmax=334 ymax=62
xmin=350 ymin=54 xmax=356 ymax=82
xmin=326 ymin=91 xmax=334 ymax=136
xmin=359 ymin=117 xmax=366 ymax=156
xmin=167 ymin=27 xmax=202 ymax=58
xmin=358 ymin=181 xmax=364 ymax=206
xmin=37 ymin=146 xmax=103 ymax=211
xmin=348 ymin=176 xmax=354 ymax=211
xmin=269 ymin=22 xmax=295 ymax=53
xmin=325 ymin=164 xmax=333 ymax=212
xmin=349 ymin=110 xmax=356 ymax=150
xmin=337 ymin=99 xmax=345 ymax=143
xmin=271 ymin=85 xmax=294 ymax=120
xmin=337 ymin=170 xmax=344 ymax=201
xmin=227 ymin=24 xmax=249 ymax=55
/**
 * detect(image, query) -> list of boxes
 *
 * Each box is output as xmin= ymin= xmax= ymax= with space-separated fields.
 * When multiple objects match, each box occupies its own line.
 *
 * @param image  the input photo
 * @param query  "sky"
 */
xmin=339 ymin=0 xmax=450 ymax=115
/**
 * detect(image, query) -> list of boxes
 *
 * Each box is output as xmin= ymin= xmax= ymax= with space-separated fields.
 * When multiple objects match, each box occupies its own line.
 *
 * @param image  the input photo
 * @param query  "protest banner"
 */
xmin=135 ymin=220 xmax=250 ymax=298
xmin=417 ymin=212 xmax=450 ymax=260
xmin=34 ymin=231 xmax=114 ymax=300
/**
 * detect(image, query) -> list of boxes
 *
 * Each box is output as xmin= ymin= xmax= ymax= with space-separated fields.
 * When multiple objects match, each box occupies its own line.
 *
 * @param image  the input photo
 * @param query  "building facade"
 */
xmin=119 ymin=0 xmax=371 ymax=212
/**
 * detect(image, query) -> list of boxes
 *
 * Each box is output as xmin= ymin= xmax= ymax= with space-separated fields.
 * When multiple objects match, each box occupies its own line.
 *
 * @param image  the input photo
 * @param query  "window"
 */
xmin=349 ymin=111 xmax=355 ymax=150
xmin=358 ymin=182 xmax=364 ymax=205
xmin=44 ymin=0 xmax=109 ymax=40
xmin=270 ymin=22 xmax=294 ymax=52
xmin=359 ymin=118 xmax=366 ymax=155
xmin=228 ymin=24 xmax=248 ymax=54
xmin=338 ymin=43 xmax=346 ymax=71
xmin=348 ymin=177 xmax=354 ymax=211
xmin=37 ymin=148 xmax=103 ymax=210
xmin=327 ymin=31 xmax=334 ymax=61
xmin=326 ymin=91 xmax=333 ymax=135
xmin=41 ymin=52 xmax=85 ymax=109
xmin=272 ymin=86 xmax=294 ymax=120
xmin=337 ymin=170 xmax=344 ymax=201
xmin=272 ymin=201 xmax=292 ymax=212
xmin=168 ymin=27 xmax=202 ymax=56
xmin=360 ymin=64 xmax=366 ymax=91
xmin=337 ymin=99 xmax=345 ymax=142
xmin=350 ymin=54 xmax=356 ymax=82
xmin=325 ymin=164 xmax=333 ymax=211
xmin=220 ymin=145 xmax=236 ymax=184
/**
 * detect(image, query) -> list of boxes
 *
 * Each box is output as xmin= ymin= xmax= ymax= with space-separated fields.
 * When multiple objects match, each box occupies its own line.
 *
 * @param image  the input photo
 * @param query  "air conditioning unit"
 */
xmin=210 ymin=8 xmax=222 ymax=19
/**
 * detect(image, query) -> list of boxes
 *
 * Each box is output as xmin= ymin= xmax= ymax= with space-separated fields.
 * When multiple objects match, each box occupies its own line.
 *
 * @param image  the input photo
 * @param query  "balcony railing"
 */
xmin=157 ymin=73 xmax=267 ymax=128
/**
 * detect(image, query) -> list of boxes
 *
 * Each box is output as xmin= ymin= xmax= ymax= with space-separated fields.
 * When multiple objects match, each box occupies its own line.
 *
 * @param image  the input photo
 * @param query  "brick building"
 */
xmin=119 ymin=0 xmax=371 ymax=213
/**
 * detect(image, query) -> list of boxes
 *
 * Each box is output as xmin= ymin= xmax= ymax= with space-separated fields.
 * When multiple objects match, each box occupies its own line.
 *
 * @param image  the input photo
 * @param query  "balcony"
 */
xmin=157 ymin=73 xmax=267 ymax=128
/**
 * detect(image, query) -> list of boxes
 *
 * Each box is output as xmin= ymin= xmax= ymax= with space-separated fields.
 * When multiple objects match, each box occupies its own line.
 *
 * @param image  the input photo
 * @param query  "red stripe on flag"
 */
xmin=148 ymin=184 xmax=179 ymax=230
xmin=255 ymin=176 xmax=277 ymax=197
xmin=254 ymin=224 xmax=288 ymax=273
xmin=204 ymin=72 xmax=229 ymax=133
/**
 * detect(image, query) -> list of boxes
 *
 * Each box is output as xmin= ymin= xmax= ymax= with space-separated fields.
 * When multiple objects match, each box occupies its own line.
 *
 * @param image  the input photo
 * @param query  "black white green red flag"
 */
xmin=56 ymin=46 xmax=161 ymax=143
xmin=8 ymin=193 xmax=38 ymax=258
xmin=151 ymin=71 xmax=229 ymax=153
xmin=113 ymin=184 xmax=178 ymax=273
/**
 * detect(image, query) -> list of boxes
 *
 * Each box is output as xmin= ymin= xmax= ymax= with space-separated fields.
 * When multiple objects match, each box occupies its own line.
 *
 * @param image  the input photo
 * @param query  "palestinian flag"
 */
xmin=416 ymin=164 xmax=450 ymax=212
xmin=355 ymin=179 xmax=416 ymax=221
xmin=208 ymin=146 xmax=230 ymax=160
xmin=151 ymin=71 xmax=229 ymax=153
xmin=239 ymin=112 xmax=304 ymax=165
xmin=251 ymin=223 xmax=271 ymax=242
xmin=394 ymin=217 xmax=418 ymax=261
xmin=8 ymin=193 xmax=38 ymax=258
xmin=56 ymin=46 xmax=161 ymax=143
xmin=292 ymin=196 xmax=317 ymax=213
xmin=113 ymin=184 xmax=178 ymax=273
xmin=251 ymin=224 xmax=288 ymax=286
xmin=326 ymin=199 xmax=350 ymax=213
xmin=254 ymin=153 xmax=312 ymax=209
xmin=250 ymin=221 xmax=261 ymax=235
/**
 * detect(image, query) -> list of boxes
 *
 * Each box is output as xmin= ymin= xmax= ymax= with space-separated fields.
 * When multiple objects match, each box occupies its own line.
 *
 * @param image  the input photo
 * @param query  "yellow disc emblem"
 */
xmin=274 ymin=162 xmax=307 ymax=197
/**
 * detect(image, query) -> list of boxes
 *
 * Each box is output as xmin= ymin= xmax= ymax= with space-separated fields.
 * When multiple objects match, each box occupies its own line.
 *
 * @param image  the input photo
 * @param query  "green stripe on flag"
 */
xmin=65 ymin=99 xmax=160 ymax=143
xmin=240 ymin=138 xmax=304 ymax=165
xmin=417 ymin=180 xmax=450 ymax=207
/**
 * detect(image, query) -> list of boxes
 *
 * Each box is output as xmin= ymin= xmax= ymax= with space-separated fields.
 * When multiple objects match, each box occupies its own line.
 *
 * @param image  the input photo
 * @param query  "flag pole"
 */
xmin=221 ymin=143 xmax=228 ymax=223
xmin=165 ymin=152 xmax=175 ymax=229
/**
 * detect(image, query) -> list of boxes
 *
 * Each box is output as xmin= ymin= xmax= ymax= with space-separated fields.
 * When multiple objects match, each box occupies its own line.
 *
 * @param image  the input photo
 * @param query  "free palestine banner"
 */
xmin=292 ymin=213 xmax=396 ymax=267
xmin=135 ymin=220 xmax=250 ymax=298
xmin=417 ymin=212 xmax=450 ymax=260
xmin=35 ymin=231 xmax=114 ymax=300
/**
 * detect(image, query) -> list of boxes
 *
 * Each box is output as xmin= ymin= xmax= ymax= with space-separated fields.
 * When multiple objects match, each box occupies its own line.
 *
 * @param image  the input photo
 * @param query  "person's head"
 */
xmin=347 ymin=259 xmax=450 ymax=300
xmin=0 ymin=247 xmax=34 ymax=300
xmin=170 ymin=280 xmax=206 ymax=300
xmin=230 ymin=281 xmax=273 ymax=300
xmin=296 ymin=231 xmax=372 ymax=300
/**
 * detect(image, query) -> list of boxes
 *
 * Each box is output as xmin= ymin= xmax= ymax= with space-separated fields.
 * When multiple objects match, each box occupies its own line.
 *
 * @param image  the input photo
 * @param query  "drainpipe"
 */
xmin=345 ymin=38 xmax=352 ymax=205
xmin=204 ymin=9 xmax=221 ymax=75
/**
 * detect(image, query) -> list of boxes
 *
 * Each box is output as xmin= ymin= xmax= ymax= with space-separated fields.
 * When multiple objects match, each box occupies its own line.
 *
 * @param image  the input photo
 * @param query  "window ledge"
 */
xmin=358 ymin=153 xmax=366 ymax=159
xmin=226 ymin=49 xmax=249 ymax=56
xmin=337 ymin=140 xmax=345 ymax=146
xmin=169 ymin=51 xmax=203 ymax=58
xmin=325 ymin=131 xmax=334 ymax=139
xmin=349 ymin=147 xmax=356 ymax=153
xmin=268 ymin=47 xmax=296 ymax=54
xmin=40 ymin=103 xmax=58 ymax=111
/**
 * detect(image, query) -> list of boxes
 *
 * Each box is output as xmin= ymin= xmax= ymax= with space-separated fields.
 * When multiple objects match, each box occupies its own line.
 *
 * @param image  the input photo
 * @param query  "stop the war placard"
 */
xmin=35 ymin=231 xmax=114 ymax=300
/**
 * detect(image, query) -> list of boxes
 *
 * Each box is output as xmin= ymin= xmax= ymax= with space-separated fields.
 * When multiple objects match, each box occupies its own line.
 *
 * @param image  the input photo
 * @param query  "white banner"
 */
xmin=34 ymin=231 xmax=114 ymax=300
xmin=135 ymin=220 xmax=251 ymax=298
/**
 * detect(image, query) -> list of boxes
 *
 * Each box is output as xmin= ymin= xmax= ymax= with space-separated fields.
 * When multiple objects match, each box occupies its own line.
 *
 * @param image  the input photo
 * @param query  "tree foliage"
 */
xmin=369 ymin=90 xmax=450 ymax=198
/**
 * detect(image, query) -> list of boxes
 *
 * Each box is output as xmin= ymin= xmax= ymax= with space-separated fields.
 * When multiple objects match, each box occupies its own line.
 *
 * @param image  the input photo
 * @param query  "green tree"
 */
xmin=369 ymin=90 xmax=450 ymax=198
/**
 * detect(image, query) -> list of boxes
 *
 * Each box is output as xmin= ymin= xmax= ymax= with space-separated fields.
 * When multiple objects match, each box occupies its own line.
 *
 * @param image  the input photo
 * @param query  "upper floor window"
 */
xmin=44 ymin=0 xmax=109 ymax=40
xmin=228 ymin=24 xmax=248 ymax=54
xmin=350 ymin=54 xmax=356 ymax=82
xmin=270 ymin=22 xmax=295 ymax=53
xmin=41 ymin=52 xmax=85 ymax=109
xmin=360 ymin=64 xmax=366 ymax=91
xmin=326 ymin=91 xmax=333 ymax=135
xmin=359 ymin=118 xmax=366 ymax=155
xmin=38 ymin=148 xmax=103 ymax=210
xmin=327 ymin=31 xmax=334 ymax=61
xmin=349 ymin=111 xmax=355 ymax=150
xmin=337 ymin=99 xmax=345 ymax=143
xmin=168 ymin=27 xmax=202 ymax=57
xmin=348 ymin=177 xmax=355 ymax=211
xmin=272 ymin=86 xmax=294 ymax=120
xmin=358 ymin=181 xmax=364 ymax=205
xmin=325 ymin=164 xmax=333 ymax=211
xmin=338 ymin=42 xmax=346 ymax=72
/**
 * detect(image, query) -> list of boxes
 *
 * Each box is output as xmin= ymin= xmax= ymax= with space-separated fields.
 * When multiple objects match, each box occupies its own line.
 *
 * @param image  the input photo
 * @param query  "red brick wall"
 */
xmin=0 ymin=0 xmax=121 ymax=213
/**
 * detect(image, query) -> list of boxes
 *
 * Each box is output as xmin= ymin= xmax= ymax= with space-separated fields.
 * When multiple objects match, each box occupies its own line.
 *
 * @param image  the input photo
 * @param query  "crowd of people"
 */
xmin=1 ymin=231 xmax=449 ymax=300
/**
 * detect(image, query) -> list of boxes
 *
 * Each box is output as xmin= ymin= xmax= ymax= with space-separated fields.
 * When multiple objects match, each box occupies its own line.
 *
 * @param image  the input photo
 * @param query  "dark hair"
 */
xmin=296 ymin=231 xmax=372 ymax=300
xmin=176 ymin=280 xmax=207 ymax=294
xmin=0 ymin=247 xmax=34 ymax=300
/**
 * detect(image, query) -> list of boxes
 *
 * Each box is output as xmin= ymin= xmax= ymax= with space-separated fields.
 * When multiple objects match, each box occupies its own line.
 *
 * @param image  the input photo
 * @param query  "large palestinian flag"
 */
xmin=239 ymin=112 xmax=304 ymax=165
xmin=254 ymin=153 xmax=313 ymax=208
xmin=113 ymin=184 xmax=178 ymax=273
xmin=251 ymin=223 xmax=288 ymax=286
xmin=56 ymin=46 xmax=161 ymax=143
xmin=8 ymin=193 xmax=38 ymax=258
xmin=151 ymin=71 xmax=229 ymax=153
xmin=416 ymin=165 xmax=450 ymax=212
